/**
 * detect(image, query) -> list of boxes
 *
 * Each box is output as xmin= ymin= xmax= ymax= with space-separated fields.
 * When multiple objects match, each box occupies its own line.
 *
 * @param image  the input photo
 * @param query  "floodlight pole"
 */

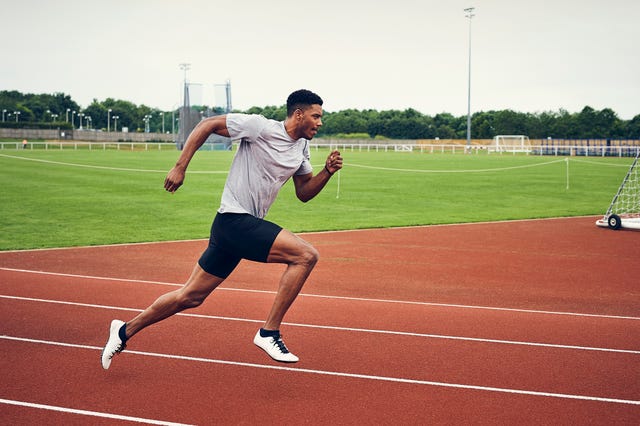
xmin=214 ymin=79 xmax=233 ymax=113
xmin=225 ymin=79 xmax=232 ymax=113
xmin=179 ymin=63 xmax=191 ymax=104
xmin=179 ymin=62 xmax=192 ymax=138
xmin=178 ymin=63 xmax=192 ymax=149
xmin=464 ymin=7 xmax=475 ymax=148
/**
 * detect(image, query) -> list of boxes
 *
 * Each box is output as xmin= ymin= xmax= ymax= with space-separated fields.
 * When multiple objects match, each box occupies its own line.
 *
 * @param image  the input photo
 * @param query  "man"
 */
xmin=101 ymin=89 xmax=342 ymax=369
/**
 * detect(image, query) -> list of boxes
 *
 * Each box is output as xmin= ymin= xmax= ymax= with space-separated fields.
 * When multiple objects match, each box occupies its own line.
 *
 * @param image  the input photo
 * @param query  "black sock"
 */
xmin=118 ymin=323 xmax=128 ymax=343
xmin=259 ymin=328 xmax=279 ymax=338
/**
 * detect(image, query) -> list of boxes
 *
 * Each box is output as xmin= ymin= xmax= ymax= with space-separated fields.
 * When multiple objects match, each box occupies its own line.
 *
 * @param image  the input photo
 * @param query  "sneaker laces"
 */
xmin=107 ymin=341 xmax=126 ymax=358
xmin=271 ymin=335 xmax=290 ymax=354
xmin=113 ymin=323 xmax=128 ymax=355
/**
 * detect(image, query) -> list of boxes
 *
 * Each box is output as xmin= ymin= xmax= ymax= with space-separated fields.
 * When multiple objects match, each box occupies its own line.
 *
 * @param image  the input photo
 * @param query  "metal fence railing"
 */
xmin=2 ymin=141 xmax=639 ymax=157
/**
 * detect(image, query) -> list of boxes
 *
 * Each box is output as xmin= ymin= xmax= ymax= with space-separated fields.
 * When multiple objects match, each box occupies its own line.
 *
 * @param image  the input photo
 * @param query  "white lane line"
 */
xmin=0 ymin=153 xmax=225 ymax=175
xmin=0 ymin=398 xmax=193 ymax=425
xmin=1 ymin=295 xmax=638 ymax=355
xmin=1 ymin=335 xmax=639 ymax=407
xmin=2 ymin=267 xmax=638 ymax=321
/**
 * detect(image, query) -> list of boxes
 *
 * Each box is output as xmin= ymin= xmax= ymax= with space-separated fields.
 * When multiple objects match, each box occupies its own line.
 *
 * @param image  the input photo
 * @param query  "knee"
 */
xmin=297 ymin=245 xmax=319 ymax=268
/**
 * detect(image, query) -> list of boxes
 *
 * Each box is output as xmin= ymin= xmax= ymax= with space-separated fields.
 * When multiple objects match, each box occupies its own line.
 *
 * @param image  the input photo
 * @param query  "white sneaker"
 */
xmin=101 ymin=319 xmax=127 ymax=370
xmin=253 ymin=329 xmax=299 ymax=363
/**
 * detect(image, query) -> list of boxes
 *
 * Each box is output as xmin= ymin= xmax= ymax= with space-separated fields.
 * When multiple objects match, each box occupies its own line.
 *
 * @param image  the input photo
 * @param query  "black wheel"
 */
xmin=607 ymin=214 xmax=622 ymax=230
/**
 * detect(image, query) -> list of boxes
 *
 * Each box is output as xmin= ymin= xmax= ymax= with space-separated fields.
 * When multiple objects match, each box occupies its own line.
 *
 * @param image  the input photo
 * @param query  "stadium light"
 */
xmin=2 ymin=109 xmax=6 ymax=122
xmin=179 ymin=62 xmax=191 ymax=104
xmin=108 ymin=108 xmax=112 ymax=132
xmin=214 ymin=80 xmax=233 ymax=113
xmin=464 ymin=6 xmax=475 ymax=148
xmin=172 ymin=108 xmax=176 ymax=136
xmin=179 ymin=63 xmax=191 ymax=84
xmin=144 ymin=114 xmax=152 ymax=133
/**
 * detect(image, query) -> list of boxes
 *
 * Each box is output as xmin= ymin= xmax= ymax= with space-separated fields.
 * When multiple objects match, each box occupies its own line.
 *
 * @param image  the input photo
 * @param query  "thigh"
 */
xmin=180 ymin=263 xmax=226 ymax=301
xmin=266 ymin=228 xmax=316 ymax=264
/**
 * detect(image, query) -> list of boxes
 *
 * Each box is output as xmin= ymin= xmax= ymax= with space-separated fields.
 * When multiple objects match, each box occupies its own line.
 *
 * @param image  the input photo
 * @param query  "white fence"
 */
xmin=1 ymin=141 xmax=639 ymax=157
xmin=0 ymin=141 xmax=177 ymax=151
xmin=313 ymin=143 xmax=640 ymax=157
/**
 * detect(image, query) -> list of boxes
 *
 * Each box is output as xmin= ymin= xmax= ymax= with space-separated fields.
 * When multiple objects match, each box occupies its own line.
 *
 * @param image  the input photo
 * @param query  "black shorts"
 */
xmin=198 ymin=213 xmax=282 ymax=279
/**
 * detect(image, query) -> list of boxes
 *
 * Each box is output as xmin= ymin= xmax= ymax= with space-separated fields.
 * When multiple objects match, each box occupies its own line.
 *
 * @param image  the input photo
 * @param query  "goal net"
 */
xmin=489 ymin=135 xmax=531 ymax=153
xmin=596 ymin=152 xmax=640 ymax=230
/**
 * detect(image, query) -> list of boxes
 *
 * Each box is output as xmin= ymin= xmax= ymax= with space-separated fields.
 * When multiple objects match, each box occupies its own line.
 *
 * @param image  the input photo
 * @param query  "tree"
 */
xmin=594 ymin=108 xmax=622 ymax=139
xmin=322 ymin=109 xmax=369 ymax=135
xmin=1 ymin=90 xmax=638 ymax=139
xmin=622 ymin=114 xmax=640 ymax=139
xmin=433 ymin=113 xmax=460 ymax=139
xmin=102 ymin=98 xmax=139 ymax=131
xmin=83 ymin=100 xmax=107 ymax=129
xmin=245 ymin=105 xmax=286 ymax=121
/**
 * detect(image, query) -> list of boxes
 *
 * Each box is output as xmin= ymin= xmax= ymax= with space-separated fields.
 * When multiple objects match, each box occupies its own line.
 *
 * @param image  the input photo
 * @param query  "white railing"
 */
xmin=310 ymin=143 xmax=640 ymax=157
xmin=1 ymin=141 xmax=639 ymax=157
xmin=0 ymin=141 xmax=178 ymax=151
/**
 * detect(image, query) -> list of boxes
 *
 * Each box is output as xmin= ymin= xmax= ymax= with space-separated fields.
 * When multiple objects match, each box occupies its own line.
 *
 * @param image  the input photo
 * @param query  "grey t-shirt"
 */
xmin=218 ymin=113 xmax=313 ymax=218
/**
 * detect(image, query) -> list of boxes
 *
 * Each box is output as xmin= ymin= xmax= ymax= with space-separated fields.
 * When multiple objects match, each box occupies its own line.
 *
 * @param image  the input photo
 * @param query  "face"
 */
xmin=295 ymin=104 xmax=323 ymax=139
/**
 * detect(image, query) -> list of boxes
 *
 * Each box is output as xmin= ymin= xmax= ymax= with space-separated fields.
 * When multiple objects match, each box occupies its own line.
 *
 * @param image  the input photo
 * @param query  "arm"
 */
xmin=164 ymin=115 xmax=230 ymax=193
xmin=293 ymin=150 xmax=343 ymax=202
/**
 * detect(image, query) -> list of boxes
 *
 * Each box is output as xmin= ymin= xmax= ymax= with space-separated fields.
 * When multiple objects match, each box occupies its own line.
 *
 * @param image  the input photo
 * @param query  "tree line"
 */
xmin=1 ymin=90 xmax=639 ymax=139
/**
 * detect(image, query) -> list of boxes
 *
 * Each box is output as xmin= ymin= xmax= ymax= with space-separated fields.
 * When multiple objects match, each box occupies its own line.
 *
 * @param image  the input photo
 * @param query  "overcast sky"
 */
xmin=1 ymin=0 xmax=638 ymax=119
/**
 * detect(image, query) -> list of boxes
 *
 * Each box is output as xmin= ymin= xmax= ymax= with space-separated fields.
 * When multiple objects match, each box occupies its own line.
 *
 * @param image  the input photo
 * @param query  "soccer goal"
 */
xmin=489 ymin=135 xmax=531 ymax=153
xmin=596 ymin=152 xmax=640 ymax=230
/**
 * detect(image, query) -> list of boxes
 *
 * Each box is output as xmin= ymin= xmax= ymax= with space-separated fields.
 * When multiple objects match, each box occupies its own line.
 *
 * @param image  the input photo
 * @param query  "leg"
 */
xmin=102 ymin=213 xmax=237 ymax=369
xmin=125 ymin=263 xmax=225 ymax=339
xmin=262 ymin=229 xmax=319 ymax=330
xmin=102 ymin=263 xmax=224 ymax=369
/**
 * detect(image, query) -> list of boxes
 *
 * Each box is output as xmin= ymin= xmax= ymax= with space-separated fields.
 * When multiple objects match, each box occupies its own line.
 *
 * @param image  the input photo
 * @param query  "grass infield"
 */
xmin=0 ymin=148 xmax=631 ymax=250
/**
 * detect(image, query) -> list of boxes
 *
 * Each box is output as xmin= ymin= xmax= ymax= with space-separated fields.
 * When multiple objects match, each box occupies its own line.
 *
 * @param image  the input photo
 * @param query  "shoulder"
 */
xmin=226 ymin=113 xmax=269 ymax=128
xmin=227 ymin=114 xmax=281 ymax=140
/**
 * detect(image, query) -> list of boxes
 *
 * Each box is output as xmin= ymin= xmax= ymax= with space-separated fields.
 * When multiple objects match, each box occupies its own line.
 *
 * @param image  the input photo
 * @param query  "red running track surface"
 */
xmin=1 ymin=216 xmax=639 ymax=424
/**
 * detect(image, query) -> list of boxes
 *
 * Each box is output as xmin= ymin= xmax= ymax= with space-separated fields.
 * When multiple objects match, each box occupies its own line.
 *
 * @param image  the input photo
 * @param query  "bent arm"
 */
xmin=293 ymin=150 xmax=343 ymax=202
xmin=164 ymin=115 xmax=230 ymax=192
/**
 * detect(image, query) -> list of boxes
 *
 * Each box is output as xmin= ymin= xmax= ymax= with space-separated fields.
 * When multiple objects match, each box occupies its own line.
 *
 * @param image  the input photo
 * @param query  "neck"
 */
xmin=284 ymin=118 xmax=300 ymax=140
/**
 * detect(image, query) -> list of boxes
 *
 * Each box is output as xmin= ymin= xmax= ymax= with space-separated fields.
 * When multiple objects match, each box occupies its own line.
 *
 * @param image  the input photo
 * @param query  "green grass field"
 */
xmin=0 ymin=147 xmax=632 ymax=250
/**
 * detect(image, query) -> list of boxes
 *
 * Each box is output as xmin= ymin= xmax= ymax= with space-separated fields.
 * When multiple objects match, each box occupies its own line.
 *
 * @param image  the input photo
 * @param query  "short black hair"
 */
xmin=286 ymin=89 xmax=323 ymax=116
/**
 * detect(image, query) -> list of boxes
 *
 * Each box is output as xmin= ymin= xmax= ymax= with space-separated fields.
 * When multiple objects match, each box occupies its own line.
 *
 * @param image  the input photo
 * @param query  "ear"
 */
xmin=296 ymin=108 xmax=303 ymax=120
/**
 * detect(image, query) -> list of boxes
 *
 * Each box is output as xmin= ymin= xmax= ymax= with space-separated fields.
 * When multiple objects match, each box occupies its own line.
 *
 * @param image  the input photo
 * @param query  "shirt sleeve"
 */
xmin=295 ymin=141 xmax=313 ymax=175
xmin=225 ymin=113 xmax=267 ymax=141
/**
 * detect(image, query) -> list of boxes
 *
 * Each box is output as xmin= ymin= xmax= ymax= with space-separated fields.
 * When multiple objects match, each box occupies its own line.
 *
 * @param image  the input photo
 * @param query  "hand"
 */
xmin=164 ymin=166 xmax=185 ymax=193
xmin=325 ymin=150 xmax=343 ymax=175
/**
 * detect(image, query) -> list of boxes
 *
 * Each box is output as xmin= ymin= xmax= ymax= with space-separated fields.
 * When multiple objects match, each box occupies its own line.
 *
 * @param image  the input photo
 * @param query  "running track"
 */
xmin=1 ymin=217 xmax=638 ymax=424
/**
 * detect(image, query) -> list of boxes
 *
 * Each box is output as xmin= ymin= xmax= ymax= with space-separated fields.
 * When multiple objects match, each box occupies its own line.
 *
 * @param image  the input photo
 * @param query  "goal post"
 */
xmin=596 ymin=152 xmax=640 ymax=230
xmin=489 ymin=135 xmax=531 ymax=153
